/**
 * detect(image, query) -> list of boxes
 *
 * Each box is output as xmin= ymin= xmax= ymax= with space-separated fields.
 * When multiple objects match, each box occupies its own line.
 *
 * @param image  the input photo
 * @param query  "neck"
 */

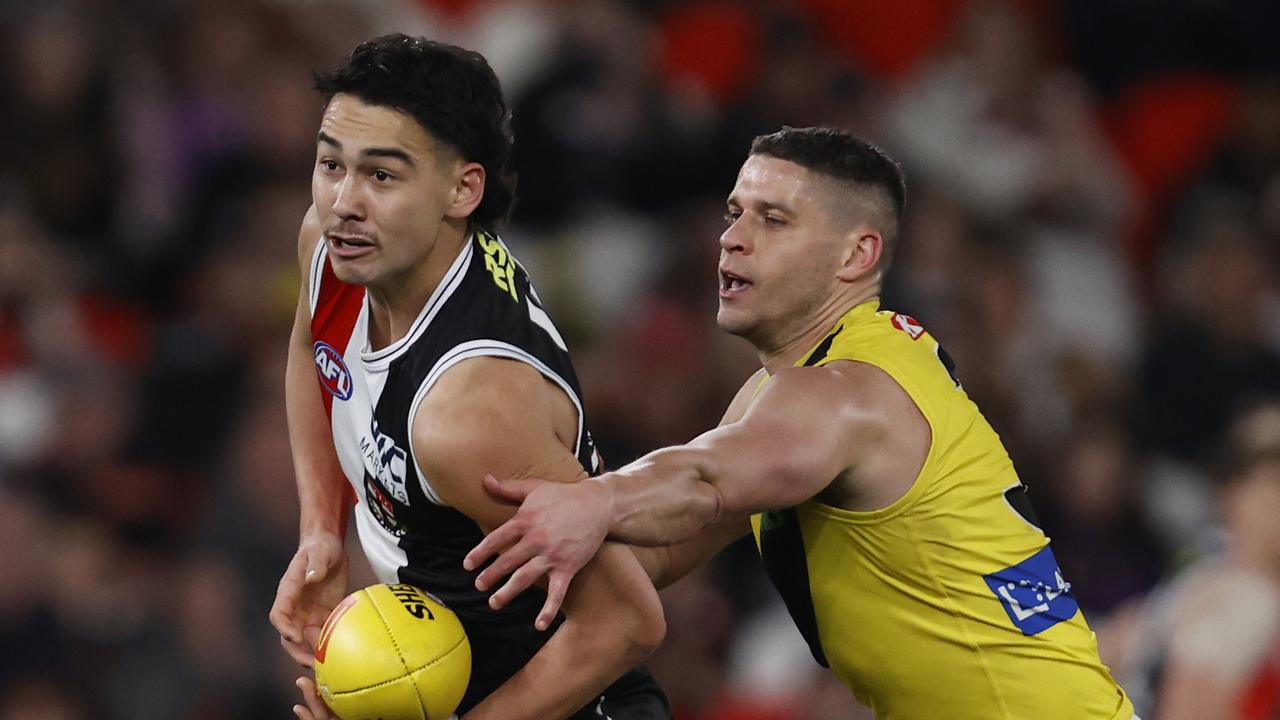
xmin=757 ymin=284 xmax=879 ymax=375
xmin=367 ymin=222 xmax=470 ymax=350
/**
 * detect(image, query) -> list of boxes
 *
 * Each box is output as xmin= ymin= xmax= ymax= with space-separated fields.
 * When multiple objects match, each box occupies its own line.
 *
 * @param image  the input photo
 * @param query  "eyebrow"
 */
xmin=727 ymin=195 xmax=794 ymax=215
xmin=317 ymin=131 xmax=416 ymax=167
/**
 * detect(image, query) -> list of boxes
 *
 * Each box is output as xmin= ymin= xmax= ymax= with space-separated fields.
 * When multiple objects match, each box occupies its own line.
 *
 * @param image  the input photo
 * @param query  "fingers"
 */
xmin=303 ymin=624 xmax=323 ymax=655
xmin=482 ymin=474 xmax=534 ymax=503
xmin=271 ymin=584 xmax=309 ymax=653
xmin=488 ymin=556 xmax=552 ymax=611
xmin=281 ymin=635 xmax=316 ymax=669
xmin=473 ymin=538 xmax=538 ymax=591
xmin=464 ymin=519 xmax=523 ymax=572
xmin=270 ymin=603 xmax=301 ymax=644
xmin=536 ymin=570 xmax=571 ymax=631
xmin=296 ymin=676 xmax=336 ymax=720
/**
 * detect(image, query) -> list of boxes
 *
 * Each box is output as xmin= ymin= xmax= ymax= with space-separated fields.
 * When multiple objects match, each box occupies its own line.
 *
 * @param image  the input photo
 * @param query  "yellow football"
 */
xmin=314 ymin=583 xmax=471 ymax=720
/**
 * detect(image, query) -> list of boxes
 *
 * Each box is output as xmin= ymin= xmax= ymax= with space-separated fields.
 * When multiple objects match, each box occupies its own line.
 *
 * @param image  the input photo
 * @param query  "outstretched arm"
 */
xmin=582 ymin=365 xmax=867 ymax=545
xmin=415 ymin=356 xmax=665 ymax=720
xmin=468 ymin=364 xmax=879 ymax=619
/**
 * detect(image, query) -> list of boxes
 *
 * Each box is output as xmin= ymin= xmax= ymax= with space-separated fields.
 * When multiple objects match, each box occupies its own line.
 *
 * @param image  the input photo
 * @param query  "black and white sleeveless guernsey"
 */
xmin=308 ymin=230 xmax=670 ymax=718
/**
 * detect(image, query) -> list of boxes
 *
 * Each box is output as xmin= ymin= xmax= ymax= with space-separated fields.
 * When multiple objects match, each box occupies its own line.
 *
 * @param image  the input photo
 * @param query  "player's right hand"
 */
xmin=271 ymin=532 xmax=349 ymax=668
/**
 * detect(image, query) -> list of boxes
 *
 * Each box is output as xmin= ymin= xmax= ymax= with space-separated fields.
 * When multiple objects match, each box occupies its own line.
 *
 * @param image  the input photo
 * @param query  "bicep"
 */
xmin=692 ymin=366 xmax=874 ymax=514
xmin=411 ymin=357 xmax=588 ymax=532
xmin=413 ymin=358 xmax=662 ymax=627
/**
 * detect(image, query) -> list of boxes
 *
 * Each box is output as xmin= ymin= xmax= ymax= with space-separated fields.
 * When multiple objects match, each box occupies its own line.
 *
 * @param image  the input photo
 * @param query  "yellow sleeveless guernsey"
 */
xmin=750 ymin=299 xmax=1134 ymax=719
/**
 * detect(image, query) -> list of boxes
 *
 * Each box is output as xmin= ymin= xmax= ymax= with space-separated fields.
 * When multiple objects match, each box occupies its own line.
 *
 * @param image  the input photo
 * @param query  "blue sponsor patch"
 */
xmin=984 ymin=546 xmax=1078 ymax=636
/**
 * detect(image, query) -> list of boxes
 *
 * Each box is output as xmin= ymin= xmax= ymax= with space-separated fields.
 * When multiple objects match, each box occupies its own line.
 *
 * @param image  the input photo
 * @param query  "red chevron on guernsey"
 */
xmin=314 ymin=592 xmax=358 ymax=663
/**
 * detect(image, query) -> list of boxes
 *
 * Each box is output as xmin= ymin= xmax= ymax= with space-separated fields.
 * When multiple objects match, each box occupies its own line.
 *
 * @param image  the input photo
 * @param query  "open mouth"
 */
xmin=719 ymin=268 xmax=753 ymax=296
xmin=327 ymin=232 xmax=375 ymax=256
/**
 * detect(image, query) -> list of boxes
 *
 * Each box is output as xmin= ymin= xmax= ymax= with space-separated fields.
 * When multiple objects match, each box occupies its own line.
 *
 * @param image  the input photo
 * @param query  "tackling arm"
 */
xmin=603 ymin=365 xmax=879 ymax=544
xmin=469 ymin=365 xmax=877 ymax=619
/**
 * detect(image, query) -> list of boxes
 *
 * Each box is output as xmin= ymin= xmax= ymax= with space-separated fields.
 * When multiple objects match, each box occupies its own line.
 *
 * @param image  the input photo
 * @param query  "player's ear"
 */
xmin=836 ymin=227 xmax=882 ymax=282
xmin=444 ymin=161 xmax=485 ymax=220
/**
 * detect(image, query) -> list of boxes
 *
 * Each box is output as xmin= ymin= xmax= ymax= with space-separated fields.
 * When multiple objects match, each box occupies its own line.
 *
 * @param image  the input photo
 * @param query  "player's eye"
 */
xmin=764 ymin=215 xmax=786 ymax=228
xmin=724 ymin=210 xmax=741 ymax=225
xmin=319 ymin=159 xmax=340 ymax=172
xmin=372 ymin=170 xmax=395 ymax=183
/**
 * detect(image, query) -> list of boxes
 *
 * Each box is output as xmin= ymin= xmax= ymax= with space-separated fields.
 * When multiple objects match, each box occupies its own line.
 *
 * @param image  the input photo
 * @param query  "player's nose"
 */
xmin=719 ymin=221 xmax=749 ymax=254
xmin=331 ymin=176 xmax=366 ymax=221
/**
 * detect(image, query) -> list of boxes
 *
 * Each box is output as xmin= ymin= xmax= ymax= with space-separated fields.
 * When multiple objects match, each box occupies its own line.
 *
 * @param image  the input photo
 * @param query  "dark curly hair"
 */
xmin=314 ymin=34 xmax=516 ymax=231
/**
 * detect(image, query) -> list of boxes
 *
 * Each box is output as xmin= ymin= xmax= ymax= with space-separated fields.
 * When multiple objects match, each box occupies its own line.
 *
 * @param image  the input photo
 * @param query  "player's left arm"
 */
xmin=412 ymin=356 xmax=666 ymax=720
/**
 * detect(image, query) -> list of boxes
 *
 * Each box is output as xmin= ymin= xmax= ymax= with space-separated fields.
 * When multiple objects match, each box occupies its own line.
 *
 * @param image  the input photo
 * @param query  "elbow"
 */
xmin=571 ymin=600 xmax=665 ymax=671
xmin=614 ymin=590 xmax=666 ymax=663
xmin=629 ymin=599 xmax=666 ymax=658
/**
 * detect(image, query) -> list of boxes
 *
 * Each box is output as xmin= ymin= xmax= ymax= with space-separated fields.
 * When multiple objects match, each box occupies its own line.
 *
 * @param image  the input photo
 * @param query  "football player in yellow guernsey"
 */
xmin=465 ymin=126 xmax=1138 ymax=719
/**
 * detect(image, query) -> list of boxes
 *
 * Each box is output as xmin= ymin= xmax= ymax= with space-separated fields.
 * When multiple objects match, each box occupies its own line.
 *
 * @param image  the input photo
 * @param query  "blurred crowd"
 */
xmin=0 ymin=0 xmax=1278 ymax=718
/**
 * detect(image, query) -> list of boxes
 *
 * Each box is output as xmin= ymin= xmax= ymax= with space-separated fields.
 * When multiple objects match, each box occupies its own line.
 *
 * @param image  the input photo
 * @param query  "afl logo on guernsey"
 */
xmin=313 ymin=341 xmax=353 ymax=400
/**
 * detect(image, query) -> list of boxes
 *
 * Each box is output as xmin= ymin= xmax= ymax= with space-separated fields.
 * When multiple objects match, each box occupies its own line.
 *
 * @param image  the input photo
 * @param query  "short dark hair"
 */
xmin=750 ymin=127 xmax=906 ymax=269
xmin=314 ymin=34 xmax=516 ymax=231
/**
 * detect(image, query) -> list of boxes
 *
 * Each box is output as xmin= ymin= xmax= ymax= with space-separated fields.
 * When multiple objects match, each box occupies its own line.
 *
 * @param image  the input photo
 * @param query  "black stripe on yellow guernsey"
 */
xmin=755 ymin=324 xmax=844 ymax=669
xmin=758 ymin=507 xmax=829 ymax=667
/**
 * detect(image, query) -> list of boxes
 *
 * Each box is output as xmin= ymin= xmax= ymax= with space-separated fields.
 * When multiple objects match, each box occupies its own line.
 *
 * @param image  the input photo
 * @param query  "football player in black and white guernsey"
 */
xmin=268 ymin=34 xmax=670 ymax=720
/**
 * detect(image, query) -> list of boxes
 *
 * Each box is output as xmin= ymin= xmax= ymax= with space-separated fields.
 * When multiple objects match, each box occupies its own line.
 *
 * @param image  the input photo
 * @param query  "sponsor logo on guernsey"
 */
xmin=360 ymin=418 xmax=410 ymax=535
xmin=313 ymin=341 xmax=353 ymax=400
xmin=890 ymin=313 xmax=925 ymax=340
xmin=984 ymin=546 xmax=1078 ymax=635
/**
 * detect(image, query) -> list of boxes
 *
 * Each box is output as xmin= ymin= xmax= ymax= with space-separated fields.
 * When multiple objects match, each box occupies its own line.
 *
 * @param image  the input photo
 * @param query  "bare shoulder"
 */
xmin=295 ymin=204 xmax=324 ymax=301
xmin=414 ymin=355 xmax=558 ymax=440
xmin=818 ymin=360 xmax=919 ymax=407
xmin=733 ymin=363 xmax=896 ymax=461
xmin=758 ymin=362 xmax=893 ymax=426
xmin=292 ymin=205 xmax=323 ymax=322
xmin=412 ymin=355 xmax=580 ymax=474
xmin=719 ymin=367 xmax=769 ymax=426
xmin=297 ymin=204 xmax=322 ymax=261
xmin=814 ymin=360 xmax=931 ymax=510
xmin=411 ymin=355 xmax=587 ymax=529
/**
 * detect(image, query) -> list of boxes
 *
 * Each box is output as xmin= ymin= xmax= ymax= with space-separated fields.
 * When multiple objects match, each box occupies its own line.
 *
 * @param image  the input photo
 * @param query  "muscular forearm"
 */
xmin=600 ymin=420 xmax=774 ymax=547
xmin=629 ymin=518 xmax=750 ymax=590
xmin=286 ymin=320 xmax=350 ymax=538
xmin=598 ymin=447 xmax=721 ymax=547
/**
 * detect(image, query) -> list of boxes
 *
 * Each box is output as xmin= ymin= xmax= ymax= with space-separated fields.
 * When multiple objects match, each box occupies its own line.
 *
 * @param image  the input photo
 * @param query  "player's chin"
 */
xmin=329 ymin=258 xmax=376 ymax=286
xmin=715 ymin=306 xmax=754 ymax=336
